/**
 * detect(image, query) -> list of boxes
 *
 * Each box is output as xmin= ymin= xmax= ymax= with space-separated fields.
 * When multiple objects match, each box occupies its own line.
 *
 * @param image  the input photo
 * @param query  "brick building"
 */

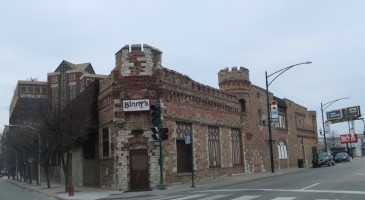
xmin=98 ymin=44 xmax=318 ymax=191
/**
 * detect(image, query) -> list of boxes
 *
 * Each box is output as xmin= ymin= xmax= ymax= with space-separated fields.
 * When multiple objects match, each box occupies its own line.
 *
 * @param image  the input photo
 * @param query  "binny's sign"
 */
xmin=123 ymin=99 xmax=150 ymax=112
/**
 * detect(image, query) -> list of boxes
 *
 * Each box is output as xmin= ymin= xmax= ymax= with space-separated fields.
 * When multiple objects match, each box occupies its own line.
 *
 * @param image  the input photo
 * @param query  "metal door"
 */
xmin=130 ymin=149 xmax=149 ymax=190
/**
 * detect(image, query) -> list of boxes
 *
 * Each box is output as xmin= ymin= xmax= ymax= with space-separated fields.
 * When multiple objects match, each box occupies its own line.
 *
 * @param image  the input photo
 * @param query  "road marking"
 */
xmin=171 ymin=194 xmax=208 ymax=200
xmin=300 ymin=182 xmax=320 ymax=190
xmin=199 ymin=194 xmax=230 ymax=200
xmin=148 ymin=195 xmax=185 ymax=199
xmin=272 ymin=198 xmax=296 ymax=200
xmin=230 ymin=195 xmax=261 ymax=200
xmin=199 ymin=188 xmax=365 ymax=195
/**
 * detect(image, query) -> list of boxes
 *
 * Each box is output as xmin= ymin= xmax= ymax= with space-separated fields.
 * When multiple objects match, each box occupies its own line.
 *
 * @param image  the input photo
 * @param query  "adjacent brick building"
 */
xmin=98 ymin=44 xmax=318 ymax=191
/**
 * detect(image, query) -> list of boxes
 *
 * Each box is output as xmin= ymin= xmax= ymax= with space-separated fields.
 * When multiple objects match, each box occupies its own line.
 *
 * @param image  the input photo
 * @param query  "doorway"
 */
xmin=130 ymin=149 xmax=149 ymax=190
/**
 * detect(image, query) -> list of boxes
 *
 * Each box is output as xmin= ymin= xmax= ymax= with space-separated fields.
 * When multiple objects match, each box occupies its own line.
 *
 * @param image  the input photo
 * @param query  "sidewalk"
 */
xmin=4 ymin=167 xmax=308 ymax=200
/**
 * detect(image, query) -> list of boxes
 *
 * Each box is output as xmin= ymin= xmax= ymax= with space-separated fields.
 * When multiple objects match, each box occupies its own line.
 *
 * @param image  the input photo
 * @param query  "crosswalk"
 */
xmin=140 ymin=193 xmax=340 ymax=200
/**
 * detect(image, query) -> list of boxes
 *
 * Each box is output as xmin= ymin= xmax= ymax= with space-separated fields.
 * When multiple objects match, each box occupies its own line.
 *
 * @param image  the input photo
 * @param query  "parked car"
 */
xmin=313 ymin=152 xmax=335 ymax=167
xmin=335 ymin=152 xmax=350 ymax=163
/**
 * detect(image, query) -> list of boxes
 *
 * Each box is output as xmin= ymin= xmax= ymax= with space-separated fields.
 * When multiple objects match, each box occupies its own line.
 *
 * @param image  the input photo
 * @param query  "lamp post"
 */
xmin=265 ymin=61 xmax=311 ymax=173
xmin=320 ymin=97 xmax=350 ymax=152
xmin=5 ymin=125 xmax=41 ymax=186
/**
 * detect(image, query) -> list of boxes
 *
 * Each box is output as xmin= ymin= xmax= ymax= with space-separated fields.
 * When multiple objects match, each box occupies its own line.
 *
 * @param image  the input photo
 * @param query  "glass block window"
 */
xmin=278 ymin=141 xmax=288 ymax=159
xmin=231 ymin=129 xmax=241 ymax=166
xmin=208 ymin=126 xmax=221 ymax=167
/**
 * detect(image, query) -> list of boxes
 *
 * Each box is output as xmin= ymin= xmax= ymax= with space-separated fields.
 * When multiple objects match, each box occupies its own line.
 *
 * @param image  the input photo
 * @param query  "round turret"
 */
xmin=218 ymin=66 xmax=251 ymax=98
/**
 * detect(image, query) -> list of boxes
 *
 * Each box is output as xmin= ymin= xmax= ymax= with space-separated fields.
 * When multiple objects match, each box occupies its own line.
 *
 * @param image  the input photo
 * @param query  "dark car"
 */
xmin=335 ymin=152 xmax=350 ymax=163
xmin=313 ymin=152 xmax=335 ymax=167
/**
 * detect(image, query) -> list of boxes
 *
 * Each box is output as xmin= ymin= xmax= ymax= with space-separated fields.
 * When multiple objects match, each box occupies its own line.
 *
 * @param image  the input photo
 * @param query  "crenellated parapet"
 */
xmin=218 ymin=66 xmax=251 ymax=98
xmin=115 ymin=44 xmax=162 ymax=77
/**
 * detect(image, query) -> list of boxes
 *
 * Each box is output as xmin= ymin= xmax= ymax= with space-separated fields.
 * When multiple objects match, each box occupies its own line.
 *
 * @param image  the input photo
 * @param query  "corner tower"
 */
xmin=218 ymin=66 xmax=251 ymax=99
xmin=115 ymin=44 xmax=162 ymax=77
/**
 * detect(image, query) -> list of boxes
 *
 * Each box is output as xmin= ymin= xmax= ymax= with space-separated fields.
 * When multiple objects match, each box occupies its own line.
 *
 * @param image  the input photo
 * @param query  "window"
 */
xmin=28 ymin=87 xmax=33 ymax=93
xmin=276 ymin=107 xmax=286 ymax=129
xmin=231 ymin=129 xmax=241 ymax=166
xmin=52 ymin=76 xmax=58 ymax=83
xmin=278 ymin=141 xmax=288 ymax=159
xmin=208 ymin=126 xmax=221 ymax=167
xmin=258 ymin=109 xmax=264 ymax=126
xmin=69 ymin=74 xmax=75 ymax=81
xmin=35 ymin=87 xmax=41 ymax=93
xmin=21 ymin=86 xmax=26 ymax=92
xmin=239 ymin=99 xmax=246 ymax=113
xmin=42 ymin=87 xmax=47 ymax=94
xmin=102 ymin=127 xmax=110 ymax=157
xmin=69 ymin=85 xmax=76 ymax=101
xmin=86 ymin=79 xmax=92 ymax=86
xmin=176 ymin=122 xmax=193 ymax=173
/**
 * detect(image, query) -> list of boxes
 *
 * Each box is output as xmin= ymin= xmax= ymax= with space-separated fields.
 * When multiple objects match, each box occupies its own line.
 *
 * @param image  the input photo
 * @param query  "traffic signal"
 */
xmin=151 ymin=104 xmax=161 ymax=126
xmin=151 ymin=127 xmax=160 ymax=141
xmin=161 ymin=128 xmax=168 ymax=140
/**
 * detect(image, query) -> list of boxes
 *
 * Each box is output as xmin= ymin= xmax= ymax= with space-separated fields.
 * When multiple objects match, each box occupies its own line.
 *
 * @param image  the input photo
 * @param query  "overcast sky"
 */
xmin=1 ymin=0 xmax=364 ymax=137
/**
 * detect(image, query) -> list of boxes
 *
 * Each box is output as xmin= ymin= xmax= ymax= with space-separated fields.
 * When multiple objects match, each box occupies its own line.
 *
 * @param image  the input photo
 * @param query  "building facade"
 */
xmin=98 ymin=44 xmax=319 ymax=191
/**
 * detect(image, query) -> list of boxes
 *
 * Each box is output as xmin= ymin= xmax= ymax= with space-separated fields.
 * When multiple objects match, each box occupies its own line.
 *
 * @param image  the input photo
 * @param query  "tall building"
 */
xmin=47 ymin=60 xmax=106 ymax=109
xmin=9 ymin=79 xmax=48 ymax=126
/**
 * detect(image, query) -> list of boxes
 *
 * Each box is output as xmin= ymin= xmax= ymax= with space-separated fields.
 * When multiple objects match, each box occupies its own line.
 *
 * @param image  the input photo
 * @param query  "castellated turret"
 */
xmin=218 ymin=66 xmax=251 ymax=99
xmin=114 ymin=44 xmax=162 ymax=76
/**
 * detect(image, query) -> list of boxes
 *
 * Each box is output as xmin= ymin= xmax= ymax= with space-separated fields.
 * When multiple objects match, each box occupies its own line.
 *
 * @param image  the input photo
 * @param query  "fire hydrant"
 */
xmin=65 ymin=185 xmax=74 ymax=196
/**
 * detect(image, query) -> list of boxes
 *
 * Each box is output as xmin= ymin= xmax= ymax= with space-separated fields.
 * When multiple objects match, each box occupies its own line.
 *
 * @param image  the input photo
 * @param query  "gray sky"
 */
xmin=1 ymin=0 xmax=364 ymax=137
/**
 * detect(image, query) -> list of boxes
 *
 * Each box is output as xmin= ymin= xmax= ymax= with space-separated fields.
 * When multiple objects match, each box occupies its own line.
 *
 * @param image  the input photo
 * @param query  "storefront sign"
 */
xmin=340 ymin=134 xmax=357 ymax=144
xmin=122 ymin=99 xmax=150 ymax=112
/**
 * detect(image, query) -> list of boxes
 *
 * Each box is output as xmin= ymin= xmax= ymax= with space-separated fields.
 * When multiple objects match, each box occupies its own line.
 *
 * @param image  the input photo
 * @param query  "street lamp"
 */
xmin=320 ymin=97 xmax=350 ymax=152
xmin=4 ymin=125 xmax=41 ymax=186
xmin=265 ymin=61 xmax=311 ymax=173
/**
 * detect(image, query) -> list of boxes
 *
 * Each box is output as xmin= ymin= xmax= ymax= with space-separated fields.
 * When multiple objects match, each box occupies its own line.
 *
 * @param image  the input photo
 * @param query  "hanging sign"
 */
xmin=122 ymin=99 xmax=150 ymax=112
xmin=270 ymin=100 xmax=279 ymax=122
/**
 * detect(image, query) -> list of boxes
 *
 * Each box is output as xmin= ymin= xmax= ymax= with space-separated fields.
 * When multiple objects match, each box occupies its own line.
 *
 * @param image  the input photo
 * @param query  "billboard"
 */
xmin=340 ymin=134 xmax=358 ymax=144
xmin=326 ymin=106 xmax=361 ymax=124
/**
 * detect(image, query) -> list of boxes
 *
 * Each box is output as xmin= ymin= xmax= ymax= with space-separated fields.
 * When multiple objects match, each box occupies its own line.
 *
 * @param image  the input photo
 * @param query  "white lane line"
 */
xmin=272 ymin=197 xmax=296 ymax=200
xmin=171 ymin=194 xmax=208 ymax=200
xmin=231 ymin=195 xmax=261 ymax=200
xmin=148 ymin=195 xmax=185 ymax=200
xmin=199 ymin=188 xmax=365 ymax=195
xmin=199 ymin=194 xmax=230 ymax=200
xmin=301 ymin=182 xmax=320 ymax=190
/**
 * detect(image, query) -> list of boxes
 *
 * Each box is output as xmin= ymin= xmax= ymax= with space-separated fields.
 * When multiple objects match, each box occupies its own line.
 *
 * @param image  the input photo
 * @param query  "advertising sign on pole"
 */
xmin=340 ymin=134 xmax=358 ymax=144
xmin=324 ymin=120 xmax=330 ymax=133
xmin=270 ymin=100 xmax=279 ymax=122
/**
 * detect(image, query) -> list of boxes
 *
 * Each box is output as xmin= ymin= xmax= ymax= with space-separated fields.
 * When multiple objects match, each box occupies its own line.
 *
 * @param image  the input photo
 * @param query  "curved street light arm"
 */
xmin=267 ymin=61 xmax=312 ymax=86
xmin=322 ymin=97 xmax=350 ymax=111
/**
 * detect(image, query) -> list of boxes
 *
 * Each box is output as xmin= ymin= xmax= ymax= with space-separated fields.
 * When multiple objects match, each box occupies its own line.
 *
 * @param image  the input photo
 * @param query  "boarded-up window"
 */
xmin=208 ymin=126 xmax=221 ymax=167
xmin=231 ymin=129 xmax=241 ymax=166
xmin=102 ymin=127 xmax=109 ymax=157
xmin=176 ymin=122 xmax=193 ymax=173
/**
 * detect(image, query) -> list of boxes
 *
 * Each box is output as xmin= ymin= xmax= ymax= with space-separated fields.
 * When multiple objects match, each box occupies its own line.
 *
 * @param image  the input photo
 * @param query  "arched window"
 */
xmin=239 ymin=99 xmax=246 ymax=113
xmin=278 ymin=141 xmax=288 ymax=159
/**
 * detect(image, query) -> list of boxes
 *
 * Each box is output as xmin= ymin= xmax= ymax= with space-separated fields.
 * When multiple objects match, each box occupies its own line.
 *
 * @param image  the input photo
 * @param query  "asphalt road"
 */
xmin=0 ymin=178 xmax=56 ymax=200
xmin=144 ymin=158 xmax=365 ymax=200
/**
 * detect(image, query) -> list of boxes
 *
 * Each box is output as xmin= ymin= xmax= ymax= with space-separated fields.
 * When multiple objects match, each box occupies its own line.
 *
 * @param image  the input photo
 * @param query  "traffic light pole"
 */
xmin=155 ymin=102 xmax=166 ymax=190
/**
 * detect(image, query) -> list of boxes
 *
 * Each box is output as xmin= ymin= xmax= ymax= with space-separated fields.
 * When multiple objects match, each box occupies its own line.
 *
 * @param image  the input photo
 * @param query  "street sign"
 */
xmin=184 ymin=132 xmax=191 ymax=145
